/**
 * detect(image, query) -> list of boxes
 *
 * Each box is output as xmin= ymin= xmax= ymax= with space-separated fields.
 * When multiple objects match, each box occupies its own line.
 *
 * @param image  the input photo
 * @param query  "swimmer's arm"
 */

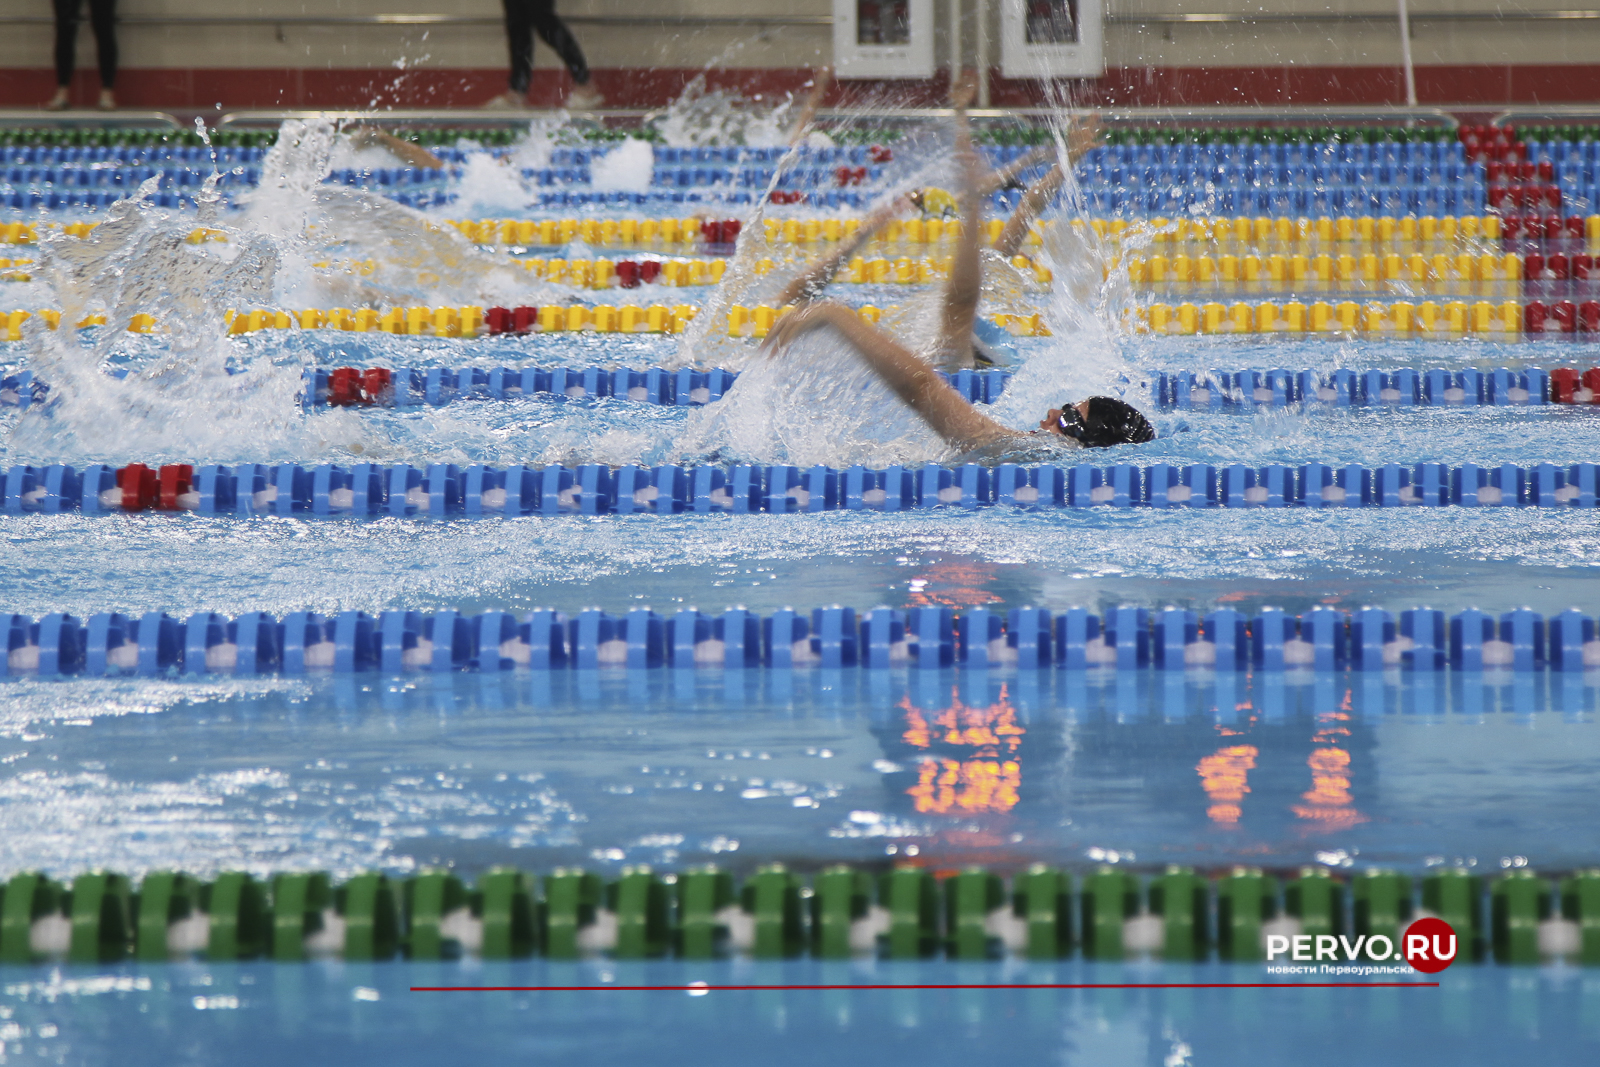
xmin=994 ymin=165 xmax=1067 ymax=259
xmin=347 ymin=126 xmax=444 ymax=170
xmin=775 ymin=194 xmax=910 ymax=306
xmin=785 ymin=66 xmax=834 ymax=146
xmin=764 ymin=302 xmax=1011 ymax=451
xmin=976 ymin=116 xmax=1096 ymax=197
xmin=933 ymin=98 xmax=984 ymax=369
xmin=980 ymin=145 xmax=1054 ymax=196
xmin=993 ymin=115 xmax=1100 ymax=259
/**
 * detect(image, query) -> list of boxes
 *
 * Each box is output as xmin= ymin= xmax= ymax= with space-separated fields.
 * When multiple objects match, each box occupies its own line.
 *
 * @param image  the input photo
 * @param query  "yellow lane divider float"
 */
xmin=0 ymin=216 xmax=1049 ymax=250
xmin=1116 ymin=250 xmax=1528 ymax=299
xmin=9 ymin=215 xmax=1600 ymax=255
xmin=0 ymin=306 xmax=1051 ymax=341
xmin=6 ymin=298 xmax=1542 ymax=340
xmin=1137 ymin=299 xmax=1528 ymax=337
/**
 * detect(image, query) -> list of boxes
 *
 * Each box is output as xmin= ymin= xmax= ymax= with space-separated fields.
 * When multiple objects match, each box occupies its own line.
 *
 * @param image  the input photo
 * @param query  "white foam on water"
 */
xmin=502 ymin=117 xmax=562 ymax=172
xmin=674 ymin=330 xmax=951 ymax=468
xmin=450 ymin=150 xmax=536 ymax=216
xmin=590 ymin=138 xmax=655 ymax=192
xmin=325 ymin=137 xmax=403 ymax=173
xmin=3 ymin=117 xmax=581 ymax=467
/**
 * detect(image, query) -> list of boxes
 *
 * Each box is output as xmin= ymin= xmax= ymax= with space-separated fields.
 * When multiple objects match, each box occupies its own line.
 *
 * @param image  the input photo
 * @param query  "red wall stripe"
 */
xmin=2 ymin=65 xmax=1597 ymax=111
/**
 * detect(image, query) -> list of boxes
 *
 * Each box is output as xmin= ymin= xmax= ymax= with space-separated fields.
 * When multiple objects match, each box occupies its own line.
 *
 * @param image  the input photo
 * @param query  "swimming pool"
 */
xmin=3 ymin=111 xmax=1600 ymax=1064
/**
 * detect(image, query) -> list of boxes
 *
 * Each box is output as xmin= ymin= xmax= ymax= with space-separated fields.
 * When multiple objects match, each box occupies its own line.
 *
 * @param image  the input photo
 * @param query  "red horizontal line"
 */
xmin=411 ymin=982 xmax=1439 ymax=992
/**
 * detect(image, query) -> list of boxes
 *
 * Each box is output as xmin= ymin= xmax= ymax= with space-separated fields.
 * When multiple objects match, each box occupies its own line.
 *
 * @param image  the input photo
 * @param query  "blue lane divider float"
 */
xmin=0 ymin=367 xmax=1015 ymax=412
xmin=1153 ymin=367 xmax=1554 ymax=410
xmin=300 ymin=366 xmax=1012 ymax=412
xmin=4 ymin=460 xmax=1598 ymax=515
xmin=302 ymin=365 xmax=740 ymax=411
xmin=3 ymin=604 xmax=1594 ymax=677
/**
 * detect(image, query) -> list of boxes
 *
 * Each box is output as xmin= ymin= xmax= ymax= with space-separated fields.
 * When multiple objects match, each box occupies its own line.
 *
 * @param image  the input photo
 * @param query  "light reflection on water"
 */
xmin=0 ymin=669 xmax=1597 ymax=880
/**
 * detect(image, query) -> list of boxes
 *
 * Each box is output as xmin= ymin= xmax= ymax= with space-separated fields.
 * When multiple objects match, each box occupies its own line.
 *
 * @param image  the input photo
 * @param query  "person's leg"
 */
xmin=527 ymin=0 xmax=591 ymax=87
xmin=87 ymin=0 xmax=117 ymax=107
xmin=49 ymin=0 xmax=79 ymax=108
xmin=503 ymin=0 xmax=535 ymax=96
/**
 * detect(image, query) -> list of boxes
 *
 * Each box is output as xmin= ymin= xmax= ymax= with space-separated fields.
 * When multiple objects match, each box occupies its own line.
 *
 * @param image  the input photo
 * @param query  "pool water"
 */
xmin=1 ymin=960 xmax=1594 ymax=1067
xmin=4 ymin=669 xmax=1600 ymax=878
xmin=4 ymin=116 xmax=1600 ymax=1064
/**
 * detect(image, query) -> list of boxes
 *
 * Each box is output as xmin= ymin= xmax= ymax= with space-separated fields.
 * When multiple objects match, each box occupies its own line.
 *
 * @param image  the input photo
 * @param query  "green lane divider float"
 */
xmin=0 ymin=864 xmax=1597 ymax=965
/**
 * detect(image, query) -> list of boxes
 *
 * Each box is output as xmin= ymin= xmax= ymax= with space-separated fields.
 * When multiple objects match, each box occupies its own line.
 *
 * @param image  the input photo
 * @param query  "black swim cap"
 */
xmin=1079 ymin=396 xmax=1155 ymax=448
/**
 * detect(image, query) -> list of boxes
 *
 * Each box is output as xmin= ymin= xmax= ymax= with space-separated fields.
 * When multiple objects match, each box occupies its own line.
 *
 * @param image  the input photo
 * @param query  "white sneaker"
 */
xmin=566 ymin=85 xmax=604 ymax=111
xmin=483 ymin=91 xmax=528 ymax=110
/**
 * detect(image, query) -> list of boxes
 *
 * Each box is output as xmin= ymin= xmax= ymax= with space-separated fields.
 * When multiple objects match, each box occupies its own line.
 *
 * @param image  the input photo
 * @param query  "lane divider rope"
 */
xmin=1 ymin=603 xmax=1594 ymax=676
xmin=1134 ymin=298 xmax=1600 ymax=335
xmin=0 ymin=366 xmax=1013 ymax=410
xmin=2 ymin=460 xmax=1597 ymax=516
xmin=0 ymin=304 xmax=1050 ymax=341
xmin=0 ymin=864 xmax=1577 ymax=965
xmin=1154 ymin=366 xmax=1569 ymax=408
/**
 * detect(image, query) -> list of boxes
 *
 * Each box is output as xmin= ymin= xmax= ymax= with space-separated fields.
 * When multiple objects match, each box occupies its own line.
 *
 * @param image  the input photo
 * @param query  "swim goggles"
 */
xmin=1054 ymin=404 xmax=1088 ymax=442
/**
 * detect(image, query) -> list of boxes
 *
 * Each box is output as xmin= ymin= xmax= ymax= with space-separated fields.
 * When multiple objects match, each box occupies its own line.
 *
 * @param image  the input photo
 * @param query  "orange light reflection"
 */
xmin=900 ymin=687 xmax=1024 ymax=814
xmin=905 ymin=561 xmax=1003 ymax=609
xmin=1292 ymin=745 xmax=1369 ymax=830
xmin=908 ymin=758 xmax=1022 ymax=815
xmin=1197 ymin=744 xmax=1258 ymax=825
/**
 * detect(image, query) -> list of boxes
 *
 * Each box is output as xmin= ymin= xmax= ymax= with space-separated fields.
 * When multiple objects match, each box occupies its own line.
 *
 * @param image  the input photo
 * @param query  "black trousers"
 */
xmin=503 ymin=0 xmax=590 ymax=93
xmin=54 ymin=0 xmax=118 ymax=89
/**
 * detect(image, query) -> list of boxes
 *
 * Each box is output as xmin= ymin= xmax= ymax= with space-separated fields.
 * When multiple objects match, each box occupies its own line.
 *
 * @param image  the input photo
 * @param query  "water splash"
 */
xmin=3 ymin=118 xmax=567 ymax=466
xmin=8 ymin=185 xmax=309 ymax=464
xmin=590 ymin=138 xmax=655 ymax=193
xmin=674 ymin=334 xmax=951 ymax=468
xmin=651 ymin=75 xmax=799 ymax=149
xmin=239 ymin=120 xmax=340 ymax=243
xmin=448 ymin=151 xmax=536 ymax=216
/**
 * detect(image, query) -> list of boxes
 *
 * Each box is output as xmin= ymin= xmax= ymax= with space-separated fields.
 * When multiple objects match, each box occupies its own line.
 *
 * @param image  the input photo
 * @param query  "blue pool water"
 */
xmin=3 ymin=960 xmax=1595 ymax=1067
xmin=5 ymin=116 xmax=1600 ymax=1063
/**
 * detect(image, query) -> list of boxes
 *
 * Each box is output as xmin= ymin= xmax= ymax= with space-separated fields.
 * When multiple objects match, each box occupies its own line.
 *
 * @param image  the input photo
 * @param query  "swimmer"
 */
xmin=772 ymin=73 xmax=1100 ymax=372
xmin=761 ymin=298 xmax=1152 ymax=456
xmin=344 ymin=126 xmax=445 ymax=171
xmin=762 ymin=78 xmax=1151 ymax=456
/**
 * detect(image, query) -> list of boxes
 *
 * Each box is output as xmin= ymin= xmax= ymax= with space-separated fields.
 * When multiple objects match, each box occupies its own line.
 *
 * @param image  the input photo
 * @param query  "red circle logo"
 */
xmin=1402 ymin=917 xmax=1459 ymax=974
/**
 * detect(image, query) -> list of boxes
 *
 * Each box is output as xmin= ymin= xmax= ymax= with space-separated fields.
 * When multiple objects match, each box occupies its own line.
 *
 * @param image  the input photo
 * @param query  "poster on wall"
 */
xmin=833 ymin=0 xmax=936 ymax=79
xmin=999 ymin=0 xmax=1104 ymax=78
